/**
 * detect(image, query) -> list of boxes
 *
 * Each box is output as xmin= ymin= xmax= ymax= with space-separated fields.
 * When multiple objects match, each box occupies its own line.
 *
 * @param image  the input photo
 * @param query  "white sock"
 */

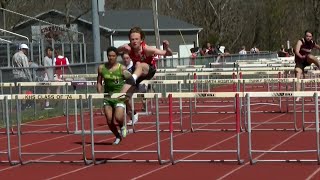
xmin=132 ymin=74 xmax=137 ymax=81
xmin=45 ymin=101 xmax=49 ymax=107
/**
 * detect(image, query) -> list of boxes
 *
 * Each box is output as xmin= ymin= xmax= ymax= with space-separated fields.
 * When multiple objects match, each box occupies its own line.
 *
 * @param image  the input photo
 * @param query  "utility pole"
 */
xmin=152 ymin=0 xmax=160 ymax=49
xmin=92 ymin=0 xmax=101 ymax=62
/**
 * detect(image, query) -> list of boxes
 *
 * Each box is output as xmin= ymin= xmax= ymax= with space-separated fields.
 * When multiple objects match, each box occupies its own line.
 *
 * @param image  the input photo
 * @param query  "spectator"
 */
xmin=250 ymin=45 xmax=260 ymax=53
xmin=43 ymin=47 xmax=54 ymax=109
xmin=222 ymin=48 xmax=231 ymax=56
xmin=200 ymin=45 xmax=207 ymax=56
xmin=53 ymin=46 xmax=73 ymax=94
xmin=190 ymin=47 xmax=198 ymax=65
xmin=12 ymin=44 xmax=32 ymax=82
xmin=12 ymin=44 xmax=32 ymax=110
xmin=44 ymin=47 xmax=54 ymax=82
xmin=278 ymin=44 xmax=289 ymax=57
xmin=205 ymin=42 xmax=213 ymax=54
xmin=28 ymin=59 xmax=39 ymax=81
xmin=239 ymin=46 xmax=247 ymax=55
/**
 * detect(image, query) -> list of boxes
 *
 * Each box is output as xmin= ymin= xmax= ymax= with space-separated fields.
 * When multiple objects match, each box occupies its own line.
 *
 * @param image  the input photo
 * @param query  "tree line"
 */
xmin=1 ymin=0 xmax=319 ymax=53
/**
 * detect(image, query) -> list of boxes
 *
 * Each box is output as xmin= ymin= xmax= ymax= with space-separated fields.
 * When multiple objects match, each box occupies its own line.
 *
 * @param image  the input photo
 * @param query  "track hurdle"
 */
xmin=1 ymin=83 xmax=15 ymax=134
xmin=186 ymin=79 xmax=240 ymax=115
xmin=131 ymin=80 xmax=185 ymax=132
xmin=287 ymin=79 xmax=320 ymax=114
xmin=14 ymin=94 xmax=89 ymax=164
xmin=166 ymin=92 xmax=244 ymax=132
xmin=297 ymin=79 xmax=320 ymax=130
xmin=0 ymin=95 xmax=18 ymax=165
xmin=0 ymin=82 xmax=14 ymax=95
xmin=242 ymin=78 xmax=296 ymax=113
xmin=247 ymin=91 xmax=320 ymax=164
xmin=63 ymin=74 xmax=96 ymax=79
xmin=176 ymin=65 xmax=206 ymax=69
xmin=71 ymin=80 xmax=99 ymax=133
xmin=168 ymin=93 xmax=243 ymax=164
xmin=243 ymin=91 xmax=300 ymax=131
xmin=87 ymin=93 xmax=169 ymax=165
xmin=15 ymin=82 xmax=73 ymax=134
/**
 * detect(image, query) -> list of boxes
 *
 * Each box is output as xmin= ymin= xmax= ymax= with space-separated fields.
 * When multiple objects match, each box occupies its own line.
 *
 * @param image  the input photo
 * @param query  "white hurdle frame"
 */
xmin=168 ymin=93 xmax=244 ymax=164
xmin=131 ymin=80 xmax=185 ymax=133
xmin=0 ymin=95 xmax=18 ymax=165
xmin=247 ymin=91 xmax=320 ymax=164
xmin=16 ymin=82 xmax=72 ymax=134
xmin=166 ymin=92 xmax=245 ymax=132
xmin=14 ymin=94 xmax=89 ymax=164
xmin=87 ymin=93 xmax=169 ymax=165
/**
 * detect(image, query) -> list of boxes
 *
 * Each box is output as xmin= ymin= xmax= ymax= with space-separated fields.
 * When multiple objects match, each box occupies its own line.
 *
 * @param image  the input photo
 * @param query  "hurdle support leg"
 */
xmin=246 ymin=94 xmax=254 ymax=164
xmin=169 ymin=94 xmax=175 ymax=164
xmin=80 ymin=96 xmax=90 ymax=165
xmin=2 ymin=96 xmax=18 ymax=165
xmin=89 ymin=96 xmax=96 ymax=164
xmin=315 ymin=93 xmax=320 ymax=164
xmin=190 ymin=97 xmax=194 ymax=132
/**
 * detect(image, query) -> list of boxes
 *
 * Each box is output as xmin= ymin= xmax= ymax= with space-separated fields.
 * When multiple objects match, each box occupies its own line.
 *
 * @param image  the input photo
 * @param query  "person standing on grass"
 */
xmin=53 ymin=46 xmax=73 ymax=94
xmin=97 ymin=46 xmax=128 ymax=145
xmin=12 ymin=44 xmax=32 ymax=110
xmin=12 ymin=43 xmax=32 ymax=82
xmin=43 ymin=47 xmax=54 ymax=109
xmin=294 ymin=30 xmax=320 ymax=101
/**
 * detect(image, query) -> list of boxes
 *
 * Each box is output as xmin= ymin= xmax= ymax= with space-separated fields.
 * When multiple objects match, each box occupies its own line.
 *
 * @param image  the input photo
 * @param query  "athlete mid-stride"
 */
xmin=97 ymin=47 xmax=128 ymax=145
xmin=118 ymin=26 xmax=173 ymax=95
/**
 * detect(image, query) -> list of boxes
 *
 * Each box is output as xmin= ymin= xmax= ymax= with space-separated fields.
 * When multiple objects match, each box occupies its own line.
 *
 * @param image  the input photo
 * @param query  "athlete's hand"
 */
xmin=124 ymin=44 xmax=131 ymax=52
xmin=163 ymin=40 xmax=169 ymax=49
xmin=119 ymin=44 xmax=131 ymax=53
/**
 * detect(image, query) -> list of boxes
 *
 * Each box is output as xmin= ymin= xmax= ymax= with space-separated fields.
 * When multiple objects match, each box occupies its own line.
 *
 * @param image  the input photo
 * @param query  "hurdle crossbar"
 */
xmin=17 ymin=82 xmax=71 ymax=86
xmin=88 ymin=94 xmax=169 ymax=165
xmin=168 ymin=93 xmax=243 ymax=164
xmin=247 ymin=92 xmax=320 ymax=164
xmin=0 ymin=83 xmax=15 ymax=87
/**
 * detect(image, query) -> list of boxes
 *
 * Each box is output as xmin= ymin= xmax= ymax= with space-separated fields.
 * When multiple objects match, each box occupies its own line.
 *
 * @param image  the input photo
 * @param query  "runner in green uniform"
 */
xmin=97 ymin=47 xmax=128 ymax=145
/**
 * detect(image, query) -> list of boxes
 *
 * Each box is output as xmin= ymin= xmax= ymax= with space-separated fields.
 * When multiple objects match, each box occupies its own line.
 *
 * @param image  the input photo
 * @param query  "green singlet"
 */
xmin=101 ymin=63 xmax=125 ymax=107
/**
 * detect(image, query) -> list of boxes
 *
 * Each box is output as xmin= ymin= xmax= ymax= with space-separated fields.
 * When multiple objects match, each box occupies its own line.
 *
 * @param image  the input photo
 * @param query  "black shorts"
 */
xmin=133 ymin=64 xmax=156 ymax=85
xmin=295 ymin=57 xmax=310 ymax=71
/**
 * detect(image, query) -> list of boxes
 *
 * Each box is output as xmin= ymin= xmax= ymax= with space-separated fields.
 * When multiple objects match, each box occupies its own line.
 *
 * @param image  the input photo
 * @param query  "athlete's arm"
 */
xmin=96 ymin=65 xmax=103 ymax=93
xmin=314 ymin=43 xmax=320 ymax=51
xmin=118 ymin=44 xmax=131 ymax=53
xmin=144 ymin=40 xmax=173 ymax=56
xmin=294 ymin=40 xmax=305 ymax=59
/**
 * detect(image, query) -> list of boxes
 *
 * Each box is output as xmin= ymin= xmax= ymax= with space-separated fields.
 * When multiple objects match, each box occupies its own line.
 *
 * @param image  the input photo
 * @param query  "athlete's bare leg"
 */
xmin=104 ymin=106 xmax=120 ymax=140
xmin=295 ymin=67 xmax=303 ymax=92
xmin=121 ymin=62 xmax=150 ymax=92
xmin=306 ymin=54 xmax=320 ymax=68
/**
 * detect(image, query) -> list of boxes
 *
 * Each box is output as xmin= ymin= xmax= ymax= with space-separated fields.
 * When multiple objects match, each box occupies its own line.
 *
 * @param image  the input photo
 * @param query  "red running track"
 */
xmin=1 ymin=95 xmax=320 ymax=179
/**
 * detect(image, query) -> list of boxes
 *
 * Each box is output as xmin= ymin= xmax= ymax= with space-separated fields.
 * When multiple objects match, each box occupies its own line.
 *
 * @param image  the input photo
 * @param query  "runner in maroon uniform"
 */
xmin=294 ymin=30 xmax=320 ymax=94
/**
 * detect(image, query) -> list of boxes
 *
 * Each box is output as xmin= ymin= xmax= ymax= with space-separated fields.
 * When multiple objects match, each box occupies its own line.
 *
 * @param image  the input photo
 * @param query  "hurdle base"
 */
xmin=21 ymin=160 xmax=86 ymax=165
xmin=73 ymin=129 xmax=134 ymax=135
xmin=92 ymin=159 xmax=170 ymax=165
xmin=251 ymin=159 xmax=319 ymax=164
xmin=172 ymin=159 xmax=243 ymax=164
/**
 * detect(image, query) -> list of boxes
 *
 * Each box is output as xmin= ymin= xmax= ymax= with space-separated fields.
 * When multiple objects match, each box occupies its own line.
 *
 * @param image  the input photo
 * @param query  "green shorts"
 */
xmin=103 ymin=98 xmax=125 ymax=108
